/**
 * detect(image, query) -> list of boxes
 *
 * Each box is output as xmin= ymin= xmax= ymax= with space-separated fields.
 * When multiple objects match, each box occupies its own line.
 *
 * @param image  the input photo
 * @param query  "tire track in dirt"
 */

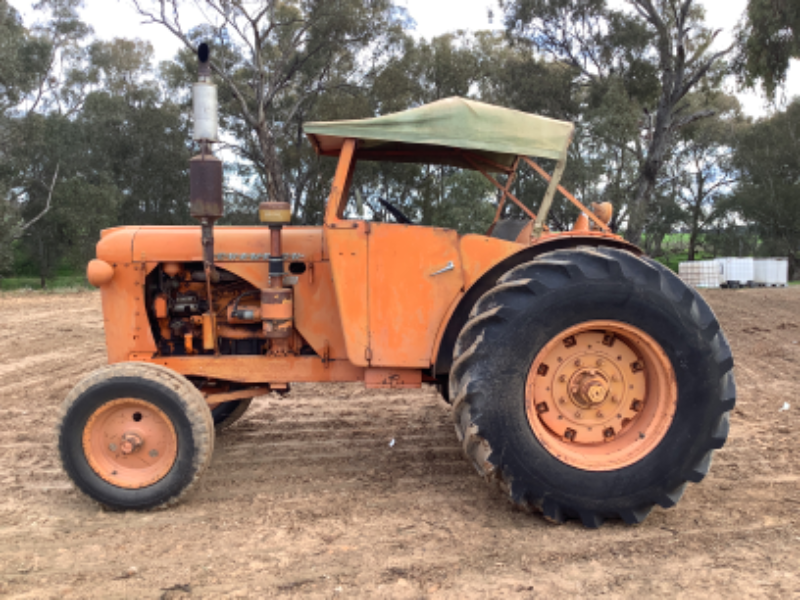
xmin=0 ymin=288 xmax=797 ymax=599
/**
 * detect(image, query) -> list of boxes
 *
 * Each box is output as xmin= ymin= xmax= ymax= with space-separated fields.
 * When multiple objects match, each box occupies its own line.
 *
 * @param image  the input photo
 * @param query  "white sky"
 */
xmin=17 ymin=0 xmax=800 ymax=117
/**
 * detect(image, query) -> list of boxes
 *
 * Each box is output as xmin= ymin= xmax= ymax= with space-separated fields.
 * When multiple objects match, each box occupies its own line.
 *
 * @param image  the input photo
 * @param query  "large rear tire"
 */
xmin=450 ymin=247 xmax=735 ymax=527
xmin=58 ymin=363 xmax=215 ymax=510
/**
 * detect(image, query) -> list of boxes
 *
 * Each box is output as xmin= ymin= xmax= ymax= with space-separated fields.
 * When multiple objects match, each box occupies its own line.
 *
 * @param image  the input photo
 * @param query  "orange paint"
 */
xmin=82 ymin=398 xmax=178 ymax=489
xmin=458 ymin=234 xmax=523 ymax=289
xmin=86 ymin=259 xmax=115 ymax=287
xmin=143 ymin=355 xmax=364 ymax=384
xmin=94 ymin=135 xmax=636 ymax=391
xmin=368 ymin=224 xmax=463 ymax=367
xmin=525 ymin=320 xmax=677 ymax=471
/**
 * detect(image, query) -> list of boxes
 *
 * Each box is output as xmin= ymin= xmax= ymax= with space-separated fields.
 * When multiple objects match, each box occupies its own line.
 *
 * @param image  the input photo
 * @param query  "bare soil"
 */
xmin=0 ymin=288 xmax=798 ymax=599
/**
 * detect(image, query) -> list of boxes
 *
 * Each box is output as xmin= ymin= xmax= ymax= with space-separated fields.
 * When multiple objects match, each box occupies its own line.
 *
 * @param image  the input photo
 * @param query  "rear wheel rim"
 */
xmin=82 ymin=398 xmax=178 ymax=489
xmin=525 ymin=320 xmax=677 ymax=471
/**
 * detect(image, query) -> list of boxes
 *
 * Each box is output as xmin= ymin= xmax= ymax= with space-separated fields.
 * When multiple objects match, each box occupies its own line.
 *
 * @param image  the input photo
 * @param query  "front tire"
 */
xmin=450 ymin=247 xmax=735 ymax=527
xmin=58 ymin=363 xmax=215 ymax=510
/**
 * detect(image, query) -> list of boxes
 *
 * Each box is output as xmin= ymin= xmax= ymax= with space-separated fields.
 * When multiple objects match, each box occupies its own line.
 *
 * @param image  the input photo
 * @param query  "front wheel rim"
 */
xmin=82 ymin=398 xmax=178 ymax=489
xmin=525 ymin=320 xmax=677 ymax=471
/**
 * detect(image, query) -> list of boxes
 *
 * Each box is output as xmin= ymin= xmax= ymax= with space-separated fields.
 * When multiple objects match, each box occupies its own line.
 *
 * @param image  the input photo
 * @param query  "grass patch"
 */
xmin=654 ymin=252 xmax=716 ymax=274
xmin=0 ymin=275 xmax=92 ymax=292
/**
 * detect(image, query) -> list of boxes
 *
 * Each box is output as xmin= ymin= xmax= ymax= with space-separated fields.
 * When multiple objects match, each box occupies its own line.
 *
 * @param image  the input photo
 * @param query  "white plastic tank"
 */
xmin=766 ymin=258 xmax=789 ymax=286
xmin=717 ymin=257 xmax=754 ymax=286
xmin=678 ymin=260 xmax=723 ymax=288
xmin=753 ymin=258 xmax=769 ymax=285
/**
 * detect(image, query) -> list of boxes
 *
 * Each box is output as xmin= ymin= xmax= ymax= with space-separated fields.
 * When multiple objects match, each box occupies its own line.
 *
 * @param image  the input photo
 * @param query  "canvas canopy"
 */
xmin=304 ymin=97 xmax=574 ymax=172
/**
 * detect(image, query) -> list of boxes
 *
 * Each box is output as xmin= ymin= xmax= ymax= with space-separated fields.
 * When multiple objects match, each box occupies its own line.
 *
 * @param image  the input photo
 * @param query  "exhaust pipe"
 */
xmin=189 ymin=42 xmax=222 ymax=352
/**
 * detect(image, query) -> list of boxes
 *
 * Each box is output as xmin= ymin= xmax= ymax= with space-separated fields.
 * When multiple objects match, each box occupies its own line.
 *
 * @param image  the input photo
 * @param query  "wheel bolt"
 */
xmin=596 ymin=359 xmax=604 ymax=366
xmin=596 ymin=411 xmax=603 ymax=418
xmin=559 ymin=375 xmax=566 ymax=383
xmin=575 ymin=410 xmax=582 ymax=418
xmin=574 ymin=359 xmax=581 ymax=367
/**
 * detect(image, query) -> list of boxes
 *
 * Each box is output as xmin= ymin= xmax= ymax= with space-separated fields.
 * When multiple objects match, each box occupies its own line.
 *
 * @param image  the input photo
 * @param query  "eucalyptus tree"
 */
xmin=502 ymin=0 xmax=734 ymax=243
xmin=736 ymin=0 xmax=800 ymax=99
xmin=728 ymin=99 xmax=800 ymax=279
xmin=133 ymin=0 xmax=407 ymax=212
xmin=666 ymin=92 xmax=746 ymax=260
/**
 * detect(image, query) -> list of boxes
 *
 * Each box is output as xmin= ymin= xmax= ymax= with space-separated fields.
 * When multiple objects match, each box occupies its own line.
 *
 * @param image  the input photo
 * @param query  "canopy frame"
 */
xmin=322 ymin=140 xmax=611 ymax=238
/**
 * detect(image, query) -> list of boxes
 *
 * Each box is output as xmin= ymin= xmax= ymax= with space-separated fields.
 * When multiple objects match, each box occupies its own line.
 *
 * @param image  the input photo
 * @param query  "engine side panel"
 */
xmin=96 ymin=225 xmax=349 ymax=363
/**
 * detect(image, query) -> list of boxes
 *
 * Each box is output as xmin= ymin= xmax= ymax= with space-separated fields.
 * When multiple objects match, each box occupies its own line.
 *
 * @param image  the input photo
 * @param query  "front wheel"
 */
xmin=450 ymin=247 xmax=735 ymax=527
xmin=58 ymin=363 xmax=215 ymax=510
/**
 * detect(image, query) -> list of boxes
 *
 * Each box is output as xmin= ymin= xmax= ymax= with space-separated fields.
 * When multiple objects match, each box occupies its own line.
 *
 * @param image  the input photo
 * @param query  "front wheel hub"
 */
xmin=82 ymin=398 xmax=178 ymax=489
xmin=526 ymin=320 xmax=677 ymax=471
xmin=119 ymin=432 xmax=143 ymax=455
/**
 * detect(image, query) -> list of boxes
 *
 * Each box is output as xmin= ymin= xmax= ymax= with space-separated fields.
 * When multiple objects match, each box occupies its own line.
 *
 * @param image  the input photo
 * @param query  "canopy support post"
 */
xmin=523 ymin=156 xmax=611 ymax=233
xmin=531 ymin=159 xmax=566 ymax=239
xmin=486 ymin=157 xmax=520 ymax=236
xmin=462 ymin=153 xmax=539 ymax=222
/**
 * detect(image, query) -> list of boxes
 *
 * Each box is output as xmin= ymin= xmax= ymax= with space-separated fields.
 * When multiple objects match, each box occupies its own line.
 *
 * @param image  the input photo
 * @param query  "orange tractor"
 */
xmin=59 ymin=46 xmax=734 ymax=527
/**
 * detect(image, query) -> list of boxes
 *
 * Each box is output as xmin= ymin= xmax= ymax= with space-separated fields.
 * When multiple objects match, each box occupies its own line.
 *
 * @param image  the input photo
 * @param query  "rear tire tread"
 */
xmin=450 ymin=247 xmax=735 ymax=526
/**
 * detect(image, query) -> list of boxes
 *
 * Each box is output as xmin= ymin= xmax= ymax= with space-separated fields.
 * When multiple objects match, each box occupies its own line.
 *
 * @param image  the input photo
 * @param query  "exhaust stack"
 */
xmin=189 ymin=43 xmax=222 ymax=352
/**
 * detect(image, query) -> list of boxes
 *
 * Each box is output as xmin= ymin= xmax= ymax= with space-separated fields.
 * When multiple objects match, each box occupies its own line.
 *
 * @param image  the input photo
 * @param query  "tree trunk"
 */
xmin=257 ymin=127 xmax=289 ymax=205
xmin=38 ymin=237 xmax=46 ymax=289
xmin=625 ymin=108 xmax=673 ymax=245
xmin=687 ymin=173 xmax=705 ymax=261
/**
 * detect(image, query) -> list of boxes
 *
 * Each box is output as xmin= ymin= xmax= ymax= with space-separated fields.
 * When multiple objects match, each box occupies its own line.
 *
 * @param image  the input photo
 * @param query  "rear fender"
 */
xmin=432 ymin=235 xmax=641 ymax=375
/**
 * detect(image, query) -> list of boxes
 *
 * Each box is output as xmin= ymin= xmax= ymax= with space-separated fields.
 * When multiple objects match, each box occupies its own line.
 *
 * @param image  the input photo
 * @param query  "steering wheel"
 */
xmin=377 ymin=198 xmax=414 ymax=225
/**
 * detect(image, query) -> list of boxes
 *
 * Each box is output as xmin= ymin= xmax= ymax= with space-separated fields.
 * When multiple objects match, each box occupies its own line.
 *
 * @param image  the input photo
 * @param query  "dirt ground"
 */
xmin=0 ymin=288 xmax=798 ymax=599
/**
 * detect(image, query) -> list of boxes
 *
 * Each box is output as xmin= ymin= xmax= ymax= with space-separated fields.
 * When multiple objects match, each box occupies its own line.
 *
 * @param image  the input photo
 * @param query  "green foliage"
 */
xmin=0 ymin=273 xmax=89 ymax=291
xmin=728 ymin=99 xmax=800 ymax=278
xmin=736 ymin=0 xmax=800 ymax=99
xmin=0 ymin=0 xmax=792 ymax=289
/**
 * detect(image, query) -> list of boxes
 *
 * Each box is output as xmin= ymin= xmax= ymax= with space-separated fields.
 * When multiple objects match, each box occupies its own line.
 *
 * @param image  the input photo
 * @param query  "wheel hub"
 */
xmin=82 ymin=398 xmax=178 ymax=489
xmin=568 ymin=369 xmax=610 ymax=409
xmin=525 ymin=321 xmax=677 ymax=471
xmin=119 ymin=432 xmax=144 ymax=455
